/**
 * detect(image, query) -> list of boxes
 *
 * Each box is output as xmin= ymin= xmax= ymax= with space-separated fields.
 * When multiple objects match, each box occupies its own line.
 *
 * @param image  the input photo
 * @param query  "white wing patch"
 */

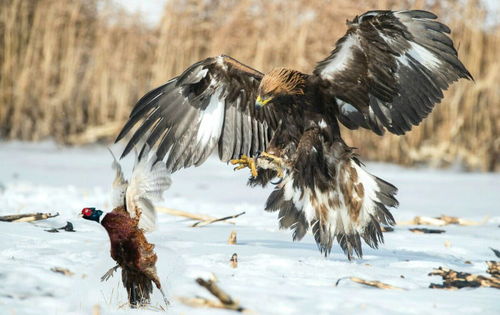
xmin=320 ymin=34 xmax=359 ymax=79
xmin=406 ymin=42 xmax=442 ymax=69
xmin=196 ymin=89 xmax=225 ymax=147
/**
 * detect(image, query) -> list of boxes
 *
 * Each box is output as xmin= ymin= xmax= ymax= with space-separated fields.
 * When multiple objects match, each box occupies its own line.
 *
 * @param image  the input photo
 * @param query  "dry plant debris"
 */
xmin=192 ymin=212 xmax=246 ymax=227
xmin=0 ymin=212 xmax=59 ymax=222
xmin=335 ymin=277 xmax=404 ymax=290
xmin=156 ymin=207 xmax=245 ymax=227
xmin=228 ymin=231 xmax=238 ymax=245
xmin=178 ymin=277 xmax=247 ymax=312
xmin=50 ymin=267 xmax=74 ymax=276
xmin=429 ymin=264 xmax=500 ymax=290
xmin=66 ymin=122 xmax=122 ymax=145
xmin=409 ymin=228 xmax=446 ymax=234
xmin=156 ymin=207 xmax=216 ymax=221
xmin=486 ymin=261 xmax=499 ymax=277
xmin=398 ymin=215 xmax=487 ymax=226
xmin=45 ymin=221 xmax=76 ymax=233
xmin=230 ymin=253 xmax=238 ymax=268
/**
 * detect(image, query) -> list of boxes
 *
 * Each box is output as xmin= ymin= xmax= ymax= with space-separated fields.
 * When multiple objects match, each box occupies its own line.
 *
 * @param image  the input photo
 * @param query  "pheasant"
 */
xmin=81 ymin=149 xmax=171 ymax=308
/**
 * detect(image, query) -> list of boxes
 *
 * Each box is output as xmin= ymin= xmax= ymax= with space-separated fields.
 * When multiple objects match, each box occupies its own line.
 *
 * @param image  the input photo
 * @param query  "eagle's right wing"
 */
xmin=116 ymin=55 xmax=279 ymax=172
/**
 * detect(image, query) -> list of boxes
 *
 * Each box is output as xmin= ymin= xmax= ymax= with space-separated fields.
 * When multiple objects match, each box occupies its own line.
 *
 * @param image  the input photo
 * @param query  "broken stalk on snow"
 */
xmin=156 ymin=207 xmax=239 ymax=225
xmin=178 ymin=277 xmax=247 ymax=312
xmin=409 ymin=228 xmax=446 ymax=234
xmin=156 ymin=207 xmax=215 ymax=221
xmin=192 ymin=212 xmax=246 ymax=227
xmin=51 ymin=267 xmax=75 ymax=276
xmin=398 ymin=215 xmax=488 ymax=226
xmin=0 ymin=212 xmax=59 ymax=222
xmin=227 ymin=231 xmax=238 ymax=245
xmin=335 ymin=277 xmax=404 ymax=290
xmin=230 ymin=253 xmax=238 ymax=268
xmin=429 ymin=265 xmax=500 ymax=289
xmin=486 ymin=261 xmax=500 ymax=277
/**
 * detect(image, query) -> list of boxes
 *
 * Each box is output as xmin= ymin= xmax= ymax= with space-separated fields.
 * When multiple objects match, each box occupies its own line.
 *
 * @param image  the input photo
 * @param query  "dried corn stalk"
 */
xmin=0 ymin=212 xmax=59 ymax=222
xmin=178 ymin=277 xmax=248 ymax=312
xmin=429 ymin=266 xmax=500 ymax=289
xmin=335 ymin=277 xmax=404 ymax=290
xmin=399 ymin=215 xmax=488 ymax=226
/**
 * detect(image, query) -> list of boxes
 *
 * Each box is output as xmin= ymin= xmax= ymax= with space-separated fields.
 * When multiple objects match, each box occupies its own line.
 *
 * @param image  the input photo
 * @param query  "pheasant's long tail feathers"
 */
xmin=265 ymin=153 xmax=398 ymax=259
xmin=122 ymin=269 xmax=154 ymax=308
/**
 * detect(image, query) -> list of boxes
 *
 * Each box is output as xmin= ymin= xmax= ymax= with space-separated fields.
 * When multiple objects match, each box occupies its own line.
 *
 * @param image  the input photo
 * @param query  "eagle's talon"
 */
xmin=259 ymin=151 xmax=285 ymax=177
xmin=230 ymin=155 xmax=258 ymax=178
xmin=260 ymin=151 xmax=283 ymax=164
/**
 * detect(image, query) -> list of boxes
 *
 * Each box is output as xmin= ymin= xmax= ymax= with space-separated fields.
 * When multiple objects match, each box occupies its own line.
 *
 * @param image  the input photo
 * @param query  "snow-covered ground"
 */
xmin=0 ymin=141 xmax=498 ymax=315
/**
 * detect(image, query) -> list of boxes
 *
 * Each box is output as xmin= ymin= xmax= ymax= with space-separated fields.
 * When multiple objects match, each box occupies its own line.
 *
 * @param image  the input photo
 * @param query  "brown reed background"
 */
xmin=0 ymin=0 xmax=498 ymax=171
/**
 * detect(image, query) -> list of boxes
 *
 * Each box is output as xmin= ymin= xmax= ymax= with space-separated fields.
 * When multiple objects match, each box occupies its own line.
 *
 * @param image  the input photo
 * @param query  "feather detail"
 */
xmin=116 ymin=55 xmax=278 ymax=171
xmin=125 ymin=146 xmax=171 ymax=232
xmin=314 ymin=10 xmax=472 ymax=135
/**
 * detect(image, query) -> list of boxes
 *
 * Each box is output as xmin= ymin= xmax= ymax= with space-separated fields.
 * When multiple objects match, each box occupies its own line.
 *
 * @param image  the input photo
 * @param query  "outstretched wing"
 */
xmin=116 ymin=55 xmax=279 ymax=172
xmin=314 ymin=10 xmax=472 ymax=135
xmin=125 ymin=148 xmax=172 ymax=232
xmin=110 ymin=148 xmax=128 ymax=209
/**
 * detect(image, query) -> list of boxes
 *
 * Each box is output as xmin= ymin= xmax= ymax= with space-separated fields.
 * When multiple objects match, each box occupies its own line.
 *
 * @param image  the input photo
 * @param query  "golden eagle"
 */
xmin=116 ymin=10 xmax=471 ymax=259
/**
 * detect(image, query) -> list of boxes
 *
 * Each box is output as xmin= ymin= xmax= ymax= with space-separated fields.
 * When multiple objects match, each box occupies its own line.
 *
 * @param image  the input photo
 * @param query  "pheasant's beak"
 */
xmin=255 ymin=95 xmax=272 ymax=108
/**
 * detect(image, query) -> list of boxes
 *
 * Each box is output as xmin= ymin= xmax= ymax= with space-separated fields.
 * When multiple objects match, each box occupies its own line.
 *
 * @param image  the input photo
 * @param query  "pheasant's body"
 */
xmin=101 ymin=206 xmax=162 ymax=306
xmin=81 ymin=148 xmax=171 ymax=308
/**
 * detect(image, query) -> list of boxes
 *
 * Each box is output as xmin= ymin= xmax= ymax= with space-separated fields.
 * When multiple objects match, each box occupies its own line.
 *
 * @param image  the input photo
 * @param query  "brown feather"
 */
xmin=101 ymin=206 xmax=162 ymax=307
xmin=260 ymin=68 xmax=307 ymax=95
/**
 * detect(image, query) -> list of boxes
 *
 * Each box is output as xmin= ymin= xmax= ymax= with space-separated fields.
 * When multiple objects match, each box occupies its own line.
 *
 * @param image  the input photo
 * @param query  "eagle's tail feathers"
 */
xmin=265 ymin=157 xmax=398 ymax=259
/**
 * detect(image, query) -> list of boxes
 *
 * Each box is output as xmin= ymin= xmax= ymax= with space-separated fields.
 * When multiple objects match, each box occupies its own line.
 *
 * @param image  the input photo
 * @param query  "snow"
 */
xmin=0 ymin=141 xmax=499 ymax=314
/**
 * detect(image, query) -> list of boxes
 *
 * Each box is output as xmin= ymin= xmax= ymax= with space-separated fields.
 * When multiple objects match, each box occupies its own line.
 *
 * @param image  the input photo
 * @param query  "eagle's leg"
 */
xmin=101 ymin=264 xmax=119 ymax=282
xmin=230 ymin=155 xmax=258 ymax=177
xmin=259 ymin=152 xmax=285 ymax=177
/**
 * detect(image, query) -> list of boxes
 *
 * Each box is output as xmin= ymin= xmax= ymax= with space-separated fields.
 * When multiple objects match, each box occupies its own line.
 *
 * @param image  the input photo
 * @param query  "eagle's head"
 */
xmin=256 ymin=68 xmax=307 ymax=108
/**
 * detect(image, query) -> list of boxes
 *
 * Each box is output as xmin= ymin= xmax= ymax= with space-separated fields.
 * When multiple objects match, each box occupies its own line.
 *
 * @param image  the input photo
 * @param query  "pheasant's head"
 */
xmin=81 ymin=207 xmax=103 ymax=223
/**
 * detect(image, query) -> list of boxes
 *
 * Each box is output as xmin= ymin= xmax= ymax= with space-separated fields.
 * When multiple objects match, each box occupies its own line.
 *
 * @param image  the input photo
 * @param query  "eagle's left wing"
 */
xmin=313 ymin=10 xmax=472 ymax=135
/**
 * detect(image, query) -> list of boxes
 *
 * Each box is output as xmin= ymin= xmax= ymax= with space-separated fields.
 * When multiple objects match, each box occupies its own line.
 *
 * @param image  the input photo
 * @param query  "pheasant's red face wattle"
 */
xmin=82 ymin=208 xmax=93 ymax=217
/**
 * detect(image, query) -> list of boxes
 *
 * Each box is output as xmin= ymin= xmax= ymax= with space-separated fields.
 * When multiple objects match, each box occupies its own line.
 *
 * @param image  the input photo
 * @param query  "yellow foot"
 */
xmin=259 ymin=152 xmax=285 ymax=178
xmin=230 ymin=154 xmax=258 ymax=177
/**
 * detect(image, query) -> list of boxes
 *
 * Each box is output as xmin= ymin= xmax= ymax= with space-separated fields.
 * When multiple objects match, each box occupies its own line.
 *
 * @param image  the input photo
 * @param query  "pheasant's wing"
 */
xmin=115 ymin=55 xmax=279 ymax=172
xmin=110 ymin=148 xmax=128 ymax=209
xmin=125 ymin=147 xmax=171 ymax=232
xmin=314 ymin=10 xmax=472 ymax=135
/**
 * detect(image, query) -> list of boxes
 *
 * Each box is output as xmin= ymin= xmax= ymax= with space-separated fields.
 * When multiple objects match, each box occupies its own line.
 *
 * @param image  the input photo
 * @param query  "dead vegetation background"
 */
xmin=0 ymin=0 xmax=498 ymax=171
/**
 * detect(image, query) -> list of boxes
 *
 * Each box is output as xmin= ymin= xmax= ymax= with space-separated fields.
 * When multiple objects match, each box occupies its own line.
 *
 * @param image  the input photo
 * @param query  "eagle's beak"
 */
xmin=255 ymin=95 xmax=272 ymax=108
